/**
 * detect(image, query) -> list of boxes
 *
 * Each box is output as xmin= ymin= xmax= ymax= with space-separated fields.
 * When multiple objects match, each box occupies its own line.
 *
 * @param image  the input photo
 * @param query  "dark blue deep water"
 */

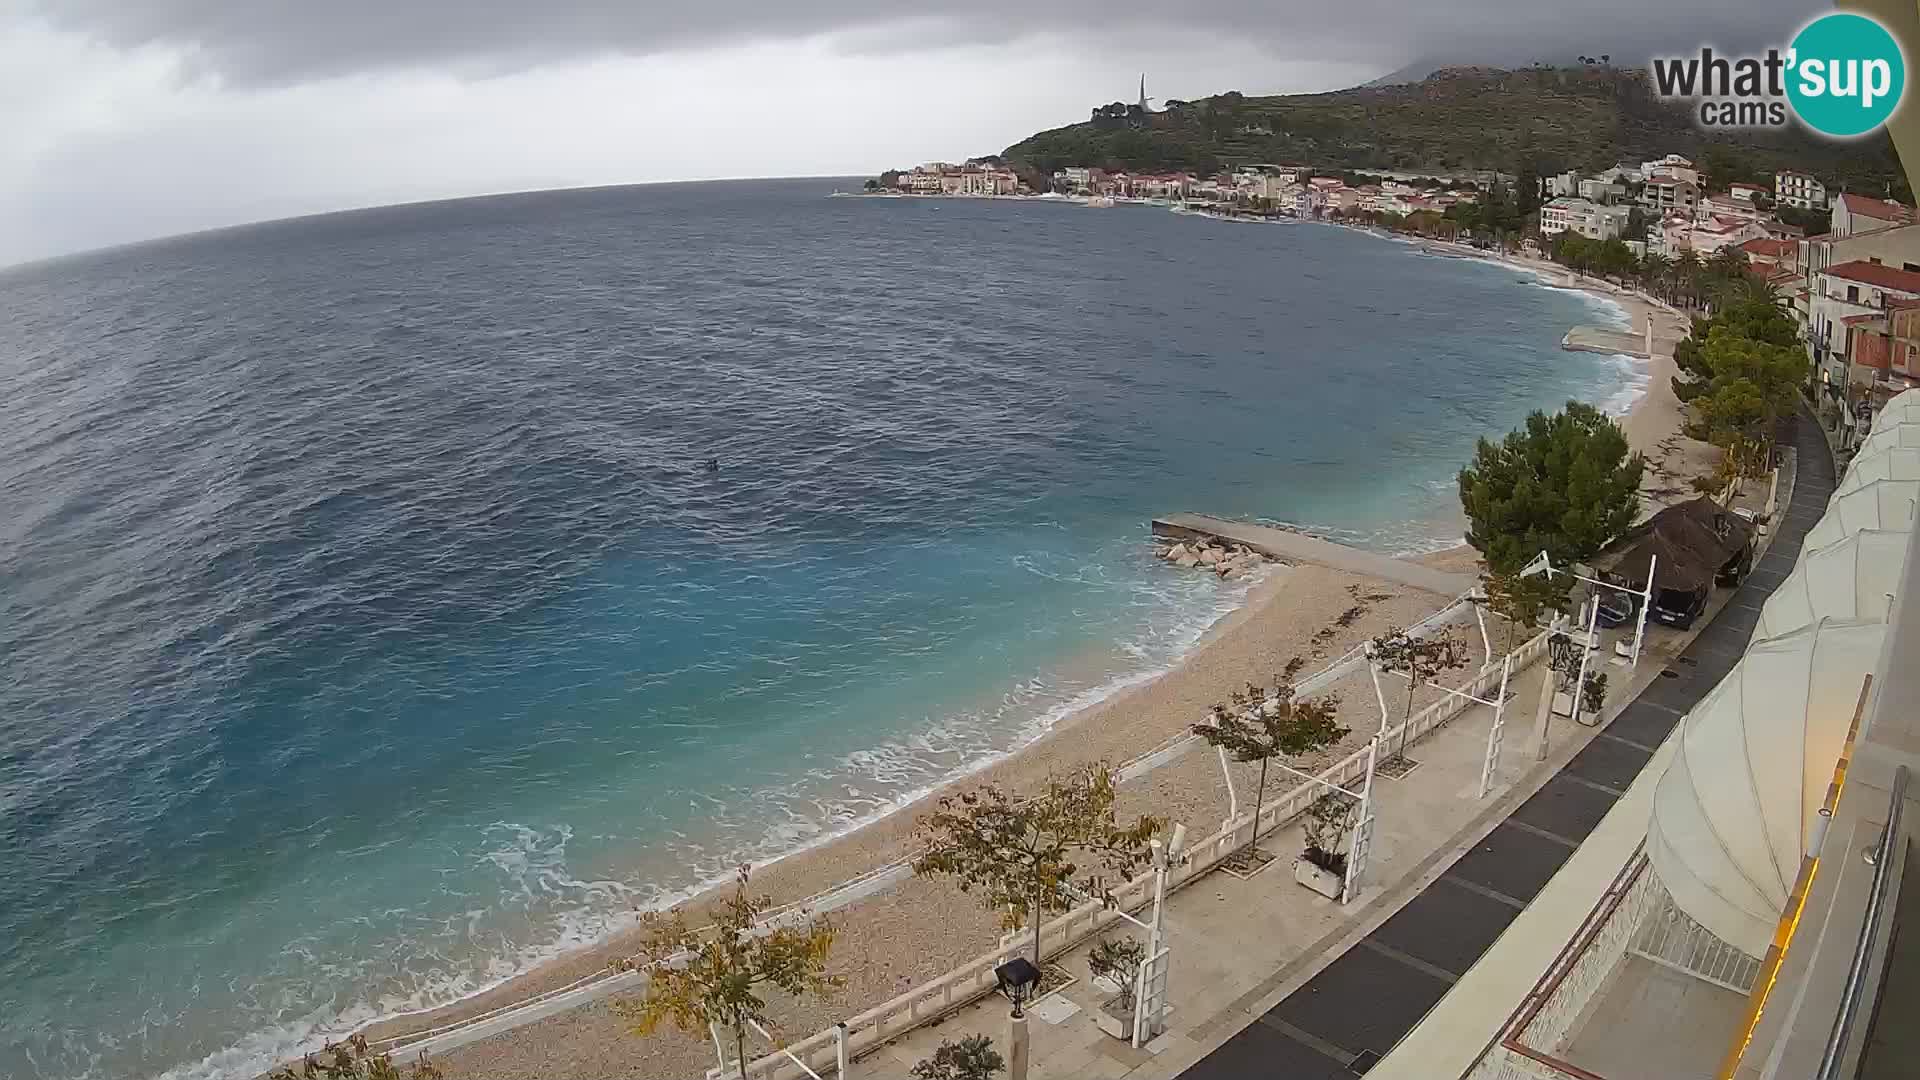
xmin=0 ymin=179 xmax=1636 ymax=1079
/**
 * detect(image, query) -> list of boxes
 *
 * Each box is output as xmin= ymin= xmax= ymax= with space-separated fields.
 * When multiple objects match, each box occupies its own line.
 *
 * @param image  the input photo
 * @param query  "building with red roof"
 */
xmin=1832 ymin=193 xmax=1915 ymax=238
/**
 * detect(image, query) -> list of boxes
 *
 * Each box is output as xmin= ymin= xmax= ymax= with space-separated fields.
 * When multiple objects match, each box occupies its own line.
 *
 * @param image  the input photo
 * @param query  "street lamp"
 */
xmin=993 ymin=957 xmax=1041 ymax=1018
xmin=994 ymin=957 xmax=1042 ymax=1080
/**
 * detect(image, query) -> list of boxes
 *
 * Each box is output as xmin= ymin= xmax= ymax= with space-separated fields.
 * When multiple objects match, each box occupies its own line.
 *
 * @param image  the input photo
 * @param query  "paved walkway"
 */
xmin=1152 ymin=514 xmax=1475 ymax=597
xmin=1172 ymin=408 xmax=1835 ymax=1079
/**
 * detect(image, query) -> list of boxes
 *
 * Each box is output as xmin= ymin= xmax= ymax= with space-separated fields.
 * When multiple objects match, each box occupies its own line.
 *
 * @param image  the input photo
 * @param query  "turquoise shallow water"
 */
xmin=0 ymin=180 xmax=1633 ymax=1080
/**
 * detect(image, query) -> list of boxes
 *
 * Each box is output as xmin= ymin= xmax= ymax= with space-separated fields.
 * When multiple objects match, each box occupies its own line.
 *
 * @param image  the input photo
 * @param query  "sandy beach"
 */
xmin=343 ymin=246 xmax=1713 ymax=1079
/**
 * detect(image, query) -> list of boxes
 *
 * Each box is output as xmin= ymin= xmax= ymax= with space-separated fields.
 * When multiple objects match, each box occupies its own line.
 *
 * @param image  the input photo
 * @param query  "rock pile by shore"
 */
xmin=1155 ymin=536 xmax=1271 ymax=580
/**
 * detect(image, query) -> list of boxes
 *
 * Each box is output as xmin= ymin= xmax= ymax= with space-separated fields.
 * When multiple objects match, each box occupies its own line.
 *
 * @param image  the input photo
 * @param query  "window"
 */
xmin=1849 ymin=285 xmax=1861 ymax=303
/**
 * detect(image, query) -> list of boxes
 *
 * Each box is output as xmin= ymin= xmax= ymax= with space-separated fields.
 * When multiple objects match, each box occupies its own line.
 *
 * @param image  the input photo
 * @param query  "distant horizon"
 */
xmin=0 ymin=173 xmax=877 ymax=275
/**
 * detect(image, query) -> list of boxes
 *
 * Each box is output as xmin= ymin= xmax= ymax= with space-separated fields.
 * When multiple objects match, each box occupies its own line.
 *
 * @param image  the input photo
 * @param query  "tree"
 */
xmin=1087 ymin=937 xmax=1150 ymax=1011
xmin=1481 ymin=568 xmax=1567 ymax=653
xmin=1191 ymin=659 xmax=1346 ymax=857
xmin=269 ymin=1040 xmax=442 ymax=1080
xmin=1670 ymin=297 xmax=1804 ymax=492
xmin=913 ymin=1035 xmax=1005 ymax=1080
xmin=1457 ymin=402 xmax=1645 ymax=575
xmin=1370 ymin=626 xmax=1471 ymax=760
xmin=913 ymin=764 xmax=1162 ymax=967
xmin=616 ymin=868 xmax=840 ymax=1080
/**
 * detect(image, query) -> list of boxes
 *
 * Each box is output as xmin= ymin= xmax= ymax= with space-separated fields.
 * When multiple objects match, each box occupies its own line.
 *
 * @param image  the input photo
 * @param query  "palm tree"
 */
xmin=1674 ymin=250 xmax=1704 ymax=310
xmin=1638 ymin=252 xmax=1674 ymax=303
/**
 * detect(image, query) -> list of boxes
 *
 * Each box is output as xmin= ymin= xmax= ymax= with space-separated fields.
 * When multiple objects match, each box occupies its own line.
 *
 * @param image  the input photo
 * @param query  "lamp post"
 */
xmin=994 ymin=957 xmax=1041 ymax=1080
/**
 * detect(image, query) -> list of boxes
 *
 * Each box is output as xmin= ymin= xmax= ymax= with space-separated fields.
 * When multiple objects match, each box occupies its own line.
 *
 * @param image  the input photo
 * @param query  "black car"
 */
xmin=1649 ymin=586 xmax=1709 ymax=629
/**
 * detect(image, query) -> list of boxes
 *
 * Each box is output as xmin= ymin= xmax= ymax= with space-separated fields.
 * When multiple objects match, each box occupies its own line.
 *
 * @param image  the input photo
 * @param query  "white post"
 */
xmin=1532 ymin=615 xmax=1566 ymax=760
xmin=1630 ymin=553 xmax=1656 ymax=668
xmin=1008 ymin=1012 xmax=1030 ymax=1080
xmin=1574 ymin=597 xmax=1600 ymax=722
xmin=1478 ymin=654 xmax=1513 ymax=798
xmin=1216 ymin=746 xmax=1239 ymax=822
xmin=1473 ymin=597 xmax=1492 ymax=659
xmin=1344 ymin=737 xmax=1380 ymax=902
xmin=835 ymin=1023 xmax=848 ymax=1080
xmin=1133 ymin=824 xmax=1183 ymax=1047
xmin=1368 ymin=652 xmax=1391 ymax=737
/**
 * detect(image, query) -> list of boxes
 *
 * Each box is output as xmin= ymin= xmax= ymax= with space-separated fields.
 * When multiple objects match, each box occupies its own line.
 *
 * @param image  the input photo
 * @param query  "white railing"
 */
xmin=1467 ymin=849 xmax=1658 ymax=1080
xmin=1627 ymin=885 xmax=1761 ymax=994
xmin=735 ymin=629 xmax=1555 ymax=1080
xmin=369 ymin=606 xmax=1539 ymax=1069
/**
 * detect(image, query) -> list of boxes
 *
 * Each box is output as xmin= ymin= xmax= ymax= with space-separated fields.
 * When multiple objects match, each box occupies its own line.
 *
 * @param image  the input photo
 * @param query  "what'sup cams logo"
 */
xmin=1652 ymin=12 xmax=1906 ymax=137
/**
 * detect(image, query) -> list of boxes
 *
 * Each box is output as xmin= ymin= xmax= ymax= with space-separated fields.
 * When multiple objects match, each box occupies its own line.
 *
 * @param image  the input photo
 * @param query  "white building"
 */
xmin=1808 ymin=259 xmax=1920 ymax=388
xmin=1540 ymin=197 xmax=1631 ymax=241
xmin=1776 ymin=169 xmax=1829 ymax=210
xmin=1728 ymin=182 xmax=1767 ymax=203
xmin=1578 ymin=177 xmax=1626 ymax=204
xmin=1659 ymin=213 xmax=1766 ymax=256
xmin=1832 ymin=192 xmax=1915 ymax=238
xmin=1639 ymin=154 xmax=1699 ymax=185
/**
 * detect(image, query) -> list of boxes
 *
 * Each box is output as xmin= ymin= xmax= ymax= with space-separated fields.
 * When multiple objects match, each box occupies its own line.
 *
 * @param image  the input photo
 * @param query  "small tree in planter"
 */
xmin=1296 ymin=792 xmax=1359 ymax=898
xmin=617 ymin=867 xmax=840 ymax=1080
xmin=1191 ymin=658 xmax=1346 ymax=864
xmin=1086 ymin=936 xmax=1150 ymax=1039
xmin=912 ymin=1035 xmax=1004 ymax=1080
xmin=1370 ymin=626 xmax=1471 ymax=764
xmin=914 ymin=763 xmax=1162 ymax=971
xmin=1480 ymin=568 xmax=1566 ymax=655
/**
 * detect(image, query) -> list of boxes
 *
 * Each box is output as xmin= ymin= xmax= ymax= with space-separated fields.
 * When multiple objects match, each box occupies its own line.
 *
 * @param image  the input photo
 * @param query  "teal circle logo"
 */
xmin=1787 ymin=13 xmax=1906 ymax=137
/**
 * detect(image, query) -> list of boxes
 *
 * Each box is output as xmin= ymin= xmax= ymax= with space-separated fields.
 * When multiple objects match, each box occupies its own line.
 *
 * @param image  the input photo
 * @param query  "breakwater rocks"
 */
xmin=1155 ymin=537 xmax=1271 ymax=580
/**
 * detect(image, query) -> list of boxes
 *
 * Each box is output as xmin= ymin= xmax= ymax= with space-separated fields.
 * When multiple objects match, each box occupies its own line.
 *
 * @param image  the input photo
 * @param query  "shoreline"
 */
xmin=265 ymin=222 xmax=1706 ymax=1079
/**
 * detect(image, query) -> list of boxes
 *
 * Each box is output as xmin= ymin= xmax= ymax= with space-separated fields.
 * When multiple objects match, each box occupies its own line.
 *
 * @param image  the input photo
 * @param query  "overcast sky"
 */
xmin=5 ymin=0 xmax=1817 ymax=266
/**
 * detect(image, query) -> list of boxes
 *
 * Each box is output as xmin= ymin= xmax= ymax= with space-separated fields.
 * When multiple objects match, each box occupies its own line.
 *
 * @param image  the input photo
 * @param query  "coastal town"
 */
xmin=869 ymin=152 xmax=1920 ymax=444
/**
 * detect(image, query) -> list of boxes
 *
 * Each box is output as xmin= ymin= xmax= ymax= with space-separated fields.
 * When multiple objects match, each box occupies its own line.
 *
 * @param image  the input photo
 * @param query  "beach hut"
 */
xmin=1596 ymin=498 xmax=1754 ymax=628
xmin=1754 ymin=529 xmax=1910 ymax=640
xmin=1802 ymin=479 xmax=1920 ymax=549
xmin=1836 ymin=446 xmax=1920 ymax=495
xmin=1647 ymin=618 xmax=1886 ymax=956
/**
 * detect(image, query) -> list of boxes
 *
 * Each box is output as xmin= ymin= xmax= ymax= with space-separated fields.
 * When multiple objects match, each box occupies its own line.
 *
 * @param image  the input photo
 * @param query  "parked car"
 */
xmin=1649 ymin=586 xmax=1709 ymax=629
xmin=1595 ymin=591 xmax=1637 ymax=629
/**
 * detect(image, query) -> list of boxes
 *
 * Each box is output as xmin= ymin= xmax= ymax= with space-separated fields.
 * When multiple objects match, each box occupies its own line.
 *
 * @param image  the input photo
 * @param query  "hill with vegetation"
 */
xmin=1001 ymin=66 xmax=1907 ymax=198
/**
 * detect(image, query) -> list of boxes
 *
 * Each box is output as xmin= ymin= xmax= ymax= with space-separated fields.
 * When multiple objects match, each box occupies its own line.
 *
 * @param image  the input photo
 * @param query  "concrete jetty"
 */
xmin=1152 ymin=513 xmax=1476 ymax=596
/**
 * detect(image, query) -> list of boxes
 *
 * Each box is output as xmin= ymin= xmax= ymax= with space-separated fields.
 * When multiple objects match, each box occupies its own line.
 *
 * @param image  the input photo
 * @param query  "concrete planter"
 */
xmin=1094 ymin=995 xmax=1137 ymax=1040
xmin=1294 ymin=857 xmax=1344 ymax=899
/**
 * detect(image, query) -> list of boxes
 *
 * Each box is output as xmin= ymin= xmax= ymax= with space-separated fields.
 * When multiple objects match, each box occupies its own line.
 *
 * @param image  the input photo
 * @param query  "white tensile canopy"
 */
xmin=1853 ymin=421 xmax=1920 ymax=461
xmin=1648 ymin=618 xmax=1886 ymax=956
xmin=1755 ymin=530 xmax=1910 ymax=639
xmin=1838 ymin=446 xmax=1920 ymax=495
xmin=1873 ymin=389 xmax=1920 ymax=430
xmin=1802 ymin=479 xmax=1920 ymax=550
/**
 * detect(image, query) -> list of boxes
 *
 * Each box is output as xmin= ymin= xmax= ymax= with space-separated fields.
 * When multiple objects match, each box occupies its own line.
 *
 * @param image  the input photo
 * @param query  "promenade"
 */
xmin=853 ymin=413 xmax=1831 ymax=1080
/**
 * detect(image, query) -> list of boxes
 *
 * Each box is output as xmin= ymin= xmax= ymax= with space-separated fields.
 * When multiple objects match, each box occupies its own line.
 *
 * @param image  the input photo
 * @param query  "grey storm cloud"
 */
xmin=29 ymin=0 xmax=1821 ymax=86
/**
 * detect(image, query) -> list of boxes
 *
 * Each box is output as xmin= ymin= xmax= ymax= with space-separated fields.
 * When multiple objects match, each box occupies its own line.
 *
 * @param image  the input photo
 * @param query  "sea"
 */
xmin=0 ymin=178 xmax=1638 ymax=1080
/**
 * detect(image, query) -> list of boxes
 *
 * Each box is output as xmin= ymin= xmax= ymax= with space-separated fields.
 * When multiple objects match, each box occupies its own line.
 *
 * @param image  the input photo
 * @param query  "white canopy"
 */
xmin=1838 ymin=446 xmax=1920 ymax=495
xmin=1648 ymin=619 xmax=1886 ymax=955
xmin=1873 ymin=388 xmax=1920 ymax=429
xmin=1801 ymin=479 xmax=1920 ymax=550
xmin=1853 ymin=421 xmax=1920 ymax=461
xmin=1755 ymin=530 xmax=1910 ymax=639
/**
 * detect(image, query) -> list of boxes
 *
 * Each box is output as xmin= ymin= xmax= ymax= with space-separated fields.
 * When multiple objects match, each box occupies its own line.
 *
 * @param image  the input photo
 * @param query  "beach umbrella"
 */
xmin=1648 ymin=618 xmax=1885 ymax=956
xmin=1837 ymin=446 xmax=1920 ymax=495
xmin=1754 ymin=529 xmax=1909 ymax=640
xmin=1852 ymin=421 xmax=1920 ymax=461
xmin=1802 ymin=479 xmax=1919 ymax=550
